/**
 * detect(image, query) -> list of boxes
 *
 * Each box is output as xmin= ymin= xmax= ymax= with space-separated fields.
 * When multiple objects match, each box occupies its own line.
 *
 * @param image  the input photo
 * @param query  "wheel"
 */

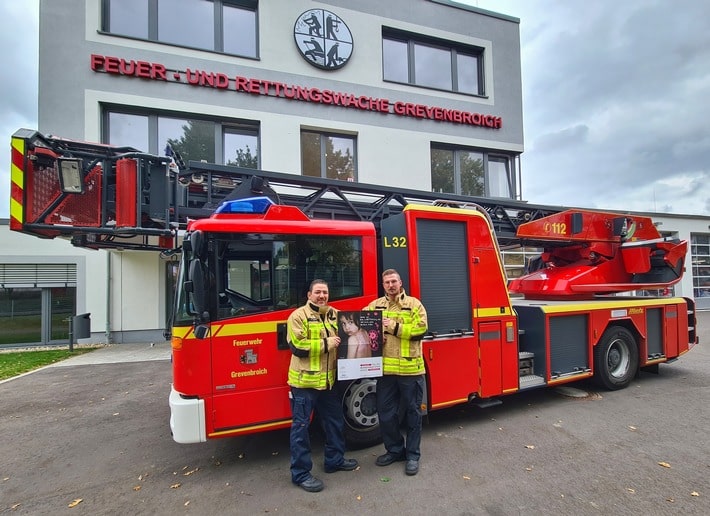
xmin=594 ymin=326 xmax=639 ymax=390
xmin=339 ymin=378 xmax=381 ymax=449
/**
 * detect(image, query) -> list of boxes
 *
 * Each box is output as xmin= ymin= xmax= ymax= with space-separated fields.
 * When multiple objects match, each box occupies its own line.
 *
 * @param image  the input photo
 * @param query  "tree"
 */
xmin=166 ymin=120 xmax=215 ymax=164
xmin=430 ymin=148 xmax=484 ymax=196
xmin=227 ymin=145 xmax=258 ymax=168
xmin=301 ymin=132 xmax=354 ymax=180
xmin=459 ymin=152 xmax=484 ymax=197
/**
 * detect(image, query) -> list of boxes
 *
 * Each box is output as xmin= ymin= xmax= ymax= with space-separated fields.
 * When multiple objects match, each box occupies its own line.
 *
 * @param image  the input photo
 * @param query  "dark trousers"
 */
xmin=289 ymin=386 xmax=345 ymax=484
xmin=376 ymin=374 xmax=424 ymax=461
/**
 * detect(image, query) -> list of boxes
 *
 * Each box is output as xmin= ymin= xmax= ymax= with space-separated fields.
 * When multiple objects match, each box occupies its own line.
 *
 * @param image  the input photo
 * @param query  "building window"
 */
xmin=692 ymin=234 xmax=710 ymax=307
xmin=105 ymin=109 xmax=259 ymax=167
xmin=104 ymin=0 xmax=258 ymax=58
xmin=0 ymin=262 xmax=77 ymax=346
xmin=501 ymin=247 xmax=544 ymax=280
xmin=301 ymin=130 xmax=356 ymax=181
xmin=431 ymin=145 xmax=514 ymax=198
xmin=225 ymin=126 xmax=259 ymax=168
xmin=383 ymin=28 xmax=483 ymax=95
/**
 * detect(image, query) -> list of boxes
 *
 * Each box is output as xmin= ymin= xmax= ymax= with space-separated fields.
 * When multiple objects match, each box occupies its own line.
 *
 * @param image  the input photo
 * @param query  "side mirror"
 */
xmin=190 ymin=230 xmax=206 ymax=260
xmin=188 ymin=259 xmax=207 ymax=316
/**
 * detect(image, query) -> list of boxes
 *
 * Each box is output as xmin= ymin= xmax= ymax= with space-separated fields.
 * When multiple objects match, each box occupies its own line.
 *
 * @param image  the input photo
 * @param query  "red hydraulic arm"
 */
xmin=508 ymin=209 xmax=687 ymax=299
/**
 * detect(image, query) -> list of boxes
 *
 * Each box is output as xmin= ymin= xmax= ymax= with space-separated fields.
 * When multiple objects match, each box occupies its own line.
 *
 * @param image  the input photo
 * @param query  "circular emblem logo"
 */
xmin=294 ymin=9 xmax=353 ymax=70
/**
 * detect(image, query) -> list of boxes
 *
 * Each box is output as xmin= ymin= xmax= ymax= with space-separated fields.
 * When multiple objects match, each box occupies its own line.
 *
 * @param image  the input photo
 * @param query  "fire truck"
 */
xmin=10 ymin=129 xmax=698 ymax=447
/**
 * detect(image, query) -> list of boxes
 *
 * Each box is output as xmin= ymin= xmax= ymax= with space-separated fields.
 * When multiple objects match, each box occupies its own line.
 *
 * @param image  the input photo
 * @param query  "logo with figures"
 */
xmin=294 ymin=9 xmax=353 ymax=70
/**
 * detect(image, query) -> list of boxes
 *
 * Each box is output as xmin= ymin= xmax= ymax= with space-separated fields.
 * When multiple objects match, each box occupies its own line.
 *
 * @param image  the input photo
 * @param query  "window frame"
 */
xmin=102 ymin=106 xmax=260 ymax=167
xmin=101 ymin=0 xmax=259 ymax=59
xmin=382 ymin=27 xmax=484 ymax=96
xmin=430 ymin=144 xmax=517 ymax=199
xmin=300 ymin=129 xmax=358 ymax=181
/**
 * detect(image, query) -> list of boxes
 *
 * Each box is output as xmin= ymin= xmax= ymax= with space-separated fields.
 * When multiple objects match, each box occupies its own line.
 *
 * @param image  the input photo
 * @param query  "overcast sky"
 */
xmin=1 ymin=1 xmax=709 ymax=218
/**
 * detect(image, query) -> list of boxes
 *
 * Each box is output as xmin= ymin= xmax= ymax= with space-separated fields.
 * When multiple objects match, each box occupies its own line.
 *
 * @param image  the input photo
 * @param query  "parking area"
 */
xmin=1 ymin=312 xmax=709 ymax=515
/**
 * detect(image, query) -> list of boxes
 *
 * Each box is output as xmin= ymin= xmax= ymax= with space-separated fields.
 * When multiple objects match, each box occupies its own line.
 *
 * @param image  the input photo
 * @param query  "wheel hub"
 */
xmin=342 ymin=379 xmax=378 ymax=429
xmin=607 ymin=340 xmax=629 ymax=378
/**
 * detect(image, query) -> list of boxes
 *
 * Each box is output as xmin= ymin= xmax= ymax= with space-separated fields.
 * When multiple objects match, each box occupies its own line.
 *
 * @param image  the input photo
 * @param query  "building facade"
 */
xmin=1 ymin=0 xmax=706 ymax=346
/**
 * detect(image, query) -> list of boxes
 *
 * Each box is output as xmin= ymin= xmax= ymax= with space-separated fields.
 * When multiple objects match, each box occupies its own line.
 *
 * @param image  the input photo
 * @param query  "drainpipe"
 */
xmin=105 ymin=250 xmax=112 ymax=344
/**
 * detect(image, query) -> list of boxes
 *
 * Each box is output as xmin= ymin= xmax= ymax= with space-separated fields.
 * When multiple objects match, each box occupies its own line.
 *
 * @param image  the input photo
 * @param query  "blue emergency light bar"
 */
xmin=214 ymin=196 xmax=275 ymax=215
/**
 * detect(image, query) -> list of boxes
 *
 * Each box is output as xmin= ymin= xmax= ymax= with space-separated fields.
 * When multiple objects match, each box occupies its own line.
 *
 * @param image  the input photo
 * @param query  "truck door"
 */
xmin=208 ymin=239 xmax=292 ymax=435
xmin=382 ymin=211 xmax=479 ymax=409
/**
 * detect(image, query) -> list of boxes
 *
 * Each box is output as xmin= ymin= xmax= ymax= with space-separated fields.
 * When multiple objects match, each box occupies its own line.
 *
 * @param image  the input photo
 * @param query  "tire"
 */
xmin=593 ymin=326 xmax=639 ymax=390
xmin=339 ymin=378 xmax=381 ymax=449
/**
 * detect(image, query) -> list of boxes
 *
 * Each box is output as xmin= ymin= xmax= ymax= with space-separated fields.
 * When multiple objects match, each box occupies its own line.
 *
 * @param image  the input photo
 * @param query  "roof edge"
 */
xmin=428 ymin=0 xmax=520 ymax=23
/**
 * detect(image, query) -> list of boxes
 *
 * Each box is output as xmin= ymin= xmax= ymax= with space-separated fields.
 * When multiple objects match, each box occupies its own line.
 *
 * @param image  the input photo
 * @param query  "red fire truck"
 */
xmin=10 ymin=129 xmax=698 ymax=447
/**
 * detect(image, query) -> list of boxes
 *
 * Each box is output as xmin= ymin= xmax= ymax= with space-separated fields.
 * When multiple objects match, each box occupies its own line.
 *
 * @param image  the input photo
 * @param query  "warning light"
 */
xmin=214 ymin=196 xmax=275 ymax=215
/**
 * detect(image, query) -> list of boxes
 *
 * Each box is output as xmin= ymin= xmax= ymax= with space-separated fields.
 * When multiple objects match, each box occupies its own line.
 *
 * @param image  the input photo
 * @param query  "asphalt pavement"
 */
xmin=1 ymin=313 xmax=709 ymax=515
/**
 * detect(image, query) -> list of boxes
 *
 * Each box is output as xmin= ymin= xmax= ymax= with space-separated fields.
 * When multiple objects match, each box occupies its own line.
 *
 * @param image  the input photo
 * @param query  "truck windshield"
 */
xmin=172 ymin=233 xmax=363 ymax=325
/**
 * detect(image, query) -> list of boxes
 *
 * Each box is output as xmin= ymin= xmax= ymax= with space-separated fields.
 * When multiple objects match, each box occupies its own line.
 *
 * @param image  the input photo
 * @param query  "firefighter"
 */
xmin=286 ymin=279 xmax=359 ymax=492
xmin=366 ymin=269 xmax=428 ymax=476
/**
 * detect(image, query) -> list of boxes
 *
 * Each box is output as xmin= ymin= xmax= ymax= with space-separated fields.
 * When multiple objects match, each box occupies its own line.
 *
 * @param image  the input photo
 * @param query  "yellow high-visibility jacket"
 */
xmin=366 ymin=290 xmax=427 ymax=375
xmin=287 ymin=302 xmax=339 ymax=389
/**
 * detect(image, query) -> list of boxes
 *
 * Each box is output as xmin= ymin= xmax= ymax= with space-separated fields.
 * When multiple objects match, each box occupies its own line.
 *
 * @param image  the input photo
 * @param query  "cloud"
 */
xmin=531 ymin=124 xmax=589 ymax=153
xmin=0 ymin=1 xmax=39 ymax=219
xmin=473 ymin=0 xmax=710 ymax=215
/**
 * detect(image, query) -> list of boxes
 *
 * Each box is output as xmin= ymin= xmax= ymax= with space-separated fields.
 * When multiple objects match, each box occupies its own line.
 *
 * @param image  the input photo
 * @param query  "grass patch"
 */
xmin=0 ymin=348 xmax=98 ymax=381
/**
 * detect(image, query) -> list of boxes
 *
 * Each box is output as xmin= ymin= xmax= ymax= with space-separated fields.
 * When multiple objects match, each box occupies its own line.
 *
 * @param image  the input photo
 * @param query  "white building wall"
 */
xmin=1 ymin=224 xmax=169 ymax=343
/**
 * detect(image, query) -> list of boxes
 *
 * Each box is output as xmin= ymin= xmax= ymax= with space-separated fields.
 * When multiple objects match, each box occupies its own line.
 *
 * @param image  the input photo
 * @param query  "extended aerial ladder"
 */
xmin=10 ymin=129 xmax=686 ymax=298
xmin=10 ymin=129 xmax=558 ymax=251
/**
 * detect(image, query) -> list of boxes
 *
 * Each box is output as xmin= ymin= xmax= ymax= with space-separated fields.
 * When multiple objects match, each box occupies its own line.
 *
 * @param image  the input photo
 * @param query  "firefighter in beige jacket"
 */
xmin=286 ymin=279 xmax=358 ymax=493
xmin=365 ymin=269 xmax=427 ymax=476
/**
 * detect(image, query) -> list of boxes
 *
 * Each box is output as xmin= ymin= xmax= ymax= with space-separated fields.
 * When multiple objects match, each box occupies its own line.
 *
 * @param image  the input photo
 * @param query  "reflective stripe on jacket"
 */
xmin=366 ymin=290 xmax=427 ymax=376
xmin=287 ymin=303 xmax=339 ymax=389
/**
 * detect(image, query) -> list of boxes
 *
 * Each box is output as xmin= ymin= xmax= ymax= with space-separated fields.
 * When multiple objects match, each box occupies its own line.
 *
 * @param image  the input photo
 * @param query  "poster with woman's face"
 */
xmin=337 ymin=311 xmax=382 ymax=380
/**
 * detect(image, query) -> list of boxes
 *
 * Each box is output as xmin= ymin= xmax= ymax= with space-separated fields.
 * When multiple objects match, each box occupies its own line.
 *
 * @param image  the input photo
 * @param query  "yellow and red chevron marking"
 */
xmin=9 ymin=136 xmax=25 ymax=230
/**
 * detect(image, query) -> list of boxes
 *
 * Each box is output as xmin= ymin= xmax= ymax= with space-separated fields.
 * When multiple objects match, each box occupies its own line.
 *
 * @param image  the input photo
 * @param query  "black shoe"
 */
xmin=405 ymin=459 xmax=419 ymax=476
xmin=297 ymin=476 xmax=324 ymax=492
xmin=325 ymin=458 xmax=359 ymax=473
xmin=375 ymin=452 xmax=405 ymax=466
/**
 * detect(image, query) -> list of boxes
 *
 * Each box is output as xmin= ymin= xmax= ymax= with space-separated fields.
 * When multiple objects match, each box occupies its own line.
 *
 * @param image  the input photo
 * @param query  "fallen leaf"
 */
xmin=658 ymin=462 xmax=671 ymax=468
xmin=666 ymin=498 xmax=674 ymax=503
xmin=356 ymin=495 xmax=362 ymax=500
xmin=380 ymin=477 xmax=391 ymax=483
xmin=68 ymin=499 xmax=83 ymax=508
xmin=11 ymin=504 xmax=21 ymax=510
xmin=463 ymin=476 xmax=471 ymax=480
xmin=133 ymin=486 xmax=141 ymax=491
xmin=3 ymin=477 xmax=9 ymax=481
xmin=691 ymin=492 xmax=700 ymax=497
xmin=170 ymin=483 xmax=181 ymax=489
xmin=525 ymin=445 xmax=535 ymax=449
xmin=183 ymin=468 xmax=199 ymax=476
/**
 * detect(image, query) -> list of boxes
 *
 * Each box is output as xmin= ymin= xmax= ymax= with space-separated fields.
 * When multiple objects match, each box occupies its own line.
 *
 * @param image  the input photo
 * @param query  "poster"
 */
xmin=337 ymin=311 xmax=383 ymax=380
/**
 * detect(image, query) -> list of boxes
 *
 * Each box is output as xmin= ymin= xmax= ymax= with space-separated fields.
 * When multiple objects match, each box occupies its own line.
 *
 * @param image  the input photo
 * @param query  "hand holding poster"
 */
xmin=337 ymin=311 xmax=383 ymax=380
